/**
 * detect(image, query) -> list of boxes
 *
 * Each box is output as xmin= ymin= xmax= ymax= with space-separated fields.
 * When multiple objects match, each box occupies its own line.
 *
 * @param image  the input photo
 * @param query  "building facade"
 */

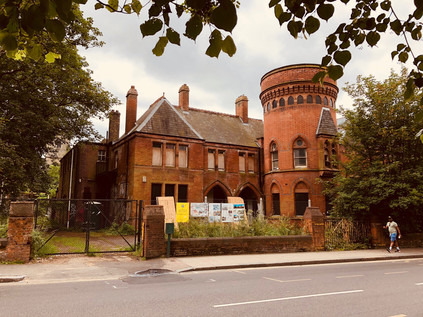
xmin=58 ymin=64 xmax=339 ymax=217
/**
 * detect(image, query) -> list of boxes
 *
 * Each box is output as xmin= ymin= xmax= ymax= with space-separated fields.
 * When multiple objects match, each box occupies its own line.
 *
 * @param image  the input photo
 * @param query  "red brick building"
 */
xmin=58 ymin=64 xmax=339 ymax=217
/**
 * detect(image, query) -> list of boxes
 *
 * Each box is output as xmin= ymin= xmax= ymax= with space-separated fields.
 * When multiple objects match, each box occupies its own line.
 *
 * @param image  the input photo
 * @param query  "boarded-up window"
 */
xmin=218 ymin=150 xmax=225 ymax=171
xmin=248 ymin=154 xmax=254 ymax=173
xmin=178 ymin=184 xmax=188 ymax=202
xmin=208 ymin=149 xmax=215 ymax=170
xmin=165 ymin=144 xmax=175 ymax=167
xmin=239 ymin=153 xmax=245 ymax=172
xmin=152 ymin=143 xmax=162 ymax=166
xmin=178 ymin=145 xmax=188 ymax=168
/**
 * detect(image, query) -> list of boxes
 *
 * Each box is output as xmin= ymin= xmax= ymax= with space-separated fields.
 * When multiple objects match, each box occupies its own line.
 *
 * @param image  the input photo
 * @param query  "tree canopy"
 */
xmin=0 ymin=6 xmax=118 ymax=198
xmin=324 ymin=69 xmax=423 ymax=231
xmin=1 ymin=1 xmax=423 ymax=87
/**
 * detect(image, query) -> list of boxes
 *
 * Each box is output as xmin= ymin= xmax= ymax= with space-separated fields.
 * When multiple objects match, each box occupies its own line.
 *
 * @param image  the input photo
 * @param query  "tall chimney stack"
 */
xmin=235 ymin=95 xmax=248 ymax=123
xmin=179 ymin=84 xmax=189 ymax=111
xmin=108 ymin=110 xmax=120 ymax=142
xmin=125 ymin=85 xmax=138 ymax=134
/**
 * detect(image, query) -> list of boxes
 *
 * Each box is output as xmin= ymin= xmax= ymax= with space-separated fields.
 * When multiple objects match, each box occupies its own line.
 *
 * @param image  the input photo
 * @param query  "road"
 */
xmin=1 ymin=258 xmax=423 ymax=317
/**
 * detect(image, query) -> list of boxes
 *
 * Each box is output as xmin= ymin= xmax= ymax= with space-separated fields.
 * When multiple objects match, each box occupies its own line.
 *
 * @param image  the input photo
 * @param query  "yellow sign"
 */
xmin=176 ymin=203 xmax=190 ymax=223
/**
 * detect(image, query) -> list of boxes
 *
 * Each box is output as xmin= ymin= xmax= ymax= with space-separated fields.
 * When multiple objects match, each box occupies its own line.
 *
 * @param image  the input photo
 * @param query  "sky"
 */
xmin=79 ymin=1 xmax=420 ymax=138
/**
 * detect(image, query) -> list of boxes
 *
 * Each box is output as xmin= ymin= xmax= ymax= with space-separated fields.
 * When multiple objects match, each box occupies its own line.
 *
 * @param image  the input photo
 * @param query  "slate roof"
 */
xmin=316 ymin=108 xmax=337 ymax=136
xmin=128 ymin=97 xmax=263 ymax=148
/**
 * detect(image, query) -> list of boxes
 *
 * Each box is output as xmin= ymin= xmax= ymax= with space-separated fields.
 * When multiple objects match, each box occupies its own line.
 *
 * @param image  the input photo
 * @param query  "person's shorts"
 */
xmin=390 ymin=233 xmax=397 ymax=241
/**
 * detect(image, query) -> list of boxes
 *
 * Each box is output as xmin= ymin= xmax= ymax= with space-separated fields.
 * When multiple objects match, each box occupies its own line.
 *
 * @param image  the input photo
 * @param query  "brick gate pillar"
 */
xmin=303 ymin=207 xmax=325 ymax=251
xmin=142 ymin=205 xmax=165 ymax=259
xmin=5 ymin=201 xmax=34 ymax=262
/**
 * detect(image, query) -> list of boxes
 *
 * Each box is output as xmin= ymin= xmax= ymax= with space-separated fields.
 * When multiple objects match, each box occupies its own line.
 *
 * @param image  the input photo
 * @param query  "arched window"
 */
xmin=324 ymin=140 xmax=331 ymax=168
xmin=279 ymin=98 xmax=285 ymax=107
xmin=271 ymin=184 xmax=280 ymax=216
xmin=323 ymin=97 xmax=328 ymax=105
xmin=330 ymin=99 xmax=333 ymax=107
xmin=307 ymin=95 xmax=313 ymax=103
xmin=297 ymin=95 xmax=304 ymax=104
xmin=315 ymin=95 xmax=322 ymax=104
xmin=288 ymin=96 xmax=294 ymax=105
xmin=270 ymin=142 xmax=278 ymax=171
xmin=272 ymin=100 xmax=277 ymax=109
xmin=267 ymin=102 xmax=271 ymax=112
xmin=294 ymin=182 xmax=309 ymax=216
xmin=293 ymin=138 xmax=307 ymax=168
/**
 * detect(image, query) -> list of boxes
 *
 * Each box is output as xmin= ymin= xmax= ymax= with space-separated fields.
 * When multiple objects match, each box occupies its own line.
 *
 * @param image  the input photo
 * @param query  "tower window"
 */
xmin=293 ymin=138 xmax=307 ymax=168
xmin=323 ymin=97 xmax=329 ymax=105
xmin=307 ymin=95 xmax=313 ymax=103
xmin=316 ymin=95 xmax=322 ymax=104
xmin=279 ymin=98 xmax=285 ymax=107
xmin=272 ymin=100 xmax=277 ymax=109
xmin=270 ymin=142 xmax=278 ymax=170
xmin=297 ymin=95 xmax=304 ymax=104
xmin=288 ymin=96 xmax=294 ymax=105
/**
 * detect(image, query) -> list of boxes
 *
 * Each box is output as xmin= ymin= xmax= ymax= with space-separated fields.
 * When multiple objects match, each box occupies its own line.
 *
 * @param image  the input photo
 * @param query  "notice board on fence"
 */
xmin=190 ymin=203 xmax=208 ymax=218
xmin=227 ymin=197 xmax=246 ymax=223
xmin=176 ymin=203 xmax=190 ymax=223
xmin=157 ymin=197 xmax=177 ymax=228
xmin=208 ymin=203 xmax=221 ymax=222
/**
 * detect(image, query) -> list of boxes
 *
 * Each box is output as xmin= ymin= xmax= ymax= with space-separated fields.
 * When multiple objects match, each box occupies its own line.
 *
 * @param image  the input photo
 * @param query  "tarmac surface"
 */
xmin=1 ymin=248 xmax=423 ymax=284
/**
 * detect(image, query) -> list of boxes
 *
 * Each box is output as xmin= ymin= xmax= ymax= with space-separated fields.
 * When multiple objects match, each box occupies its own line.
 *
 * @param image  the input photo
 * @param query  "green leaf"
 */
xmin=312 ymin=70 xmax=326 ymax=84
xmin=321 ymin=55 xmax=332 ymax=66
xmin=305 ymin=16 xmax=320 ymax=34
xmin=221 ymin=35 xmax=236 ymax=57
xmin=274 ymin=4 xmax=283 ymax=19
xmin=44 ymin=52 xmax=61 ymax=63
xmin=184 ymin=15 xmax=203 ymax=41
xmin=27 ymin=5 xmax=45 ymax=31
xmin=327 ymin=65 xmax=343 ymax=81
xmin=278 ymin=11 xmax=292 ymax=25
xmin=149 ymin=4 xmax=162 ymax=17
xmin=131 ymin=0 xmax=143 ymax=14
xmin=390 ymin=19 xmax=402 ymax=35
xmin=205 ymin=29 xmax=222 ymax=58
xmin=166 ymin=28 xmax=180 ymax=45
xmin=1 ymin=34 xmax=17 ymax=51
xmin=354 ymin=32 xmax=366 ymax=45
xmin=123 ymin=4 xmax=132 ymax=14
xmin=175 ymin=4 xmax=184 ymax=18
xmin=140 ymin=18 xmax=163 ymax=37
xmin=399 ymin=51 xmax=409 ymax=63
xmin=366 ymin=31 xmax=380 ymax=46
xmin=391 ymin=50 xmax=398 ymax=60
xmin=28 ymin=44 xmax=42 ymax=61
xmin=94 ymin=3 xmax=104 ymax=10
xmin=288 ymin=20 xmax=302 ymax=38
xmin=186 ymin=0 xmax=207 ymax=10
xmin=46 ymin=19 xmax=66 ymax=42
xmin=108 ymin=0 xmax=119 ymax=11
xmin=152 ymin=36 xmax=168 ymax=56
xmin=269 ymin=0 xmax=281 ymax=7
xmin=317 ymin=3 xmax=335 ymax=21
xmin=334 ymin=50 xmax=352 ymax=66
xmin=210 ymin=0 xmax=237 ymax=32
xmin=380 ymin=0 xmax=391 ymax=11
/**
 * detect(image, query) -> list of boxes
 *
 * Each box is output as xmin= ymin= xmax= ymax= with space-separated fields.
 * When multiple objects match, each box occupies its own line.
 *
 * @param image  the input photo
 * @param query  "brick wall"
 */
xmin=169 ymin=235 xmax=313 ymax=257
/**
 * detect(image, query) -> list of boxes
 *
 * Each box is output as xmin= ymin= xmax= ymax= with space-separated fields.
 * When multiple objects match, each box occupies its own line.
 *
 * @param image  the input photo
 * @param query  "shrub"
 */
xmin=173 ymin=217 xmax=306 ymax=239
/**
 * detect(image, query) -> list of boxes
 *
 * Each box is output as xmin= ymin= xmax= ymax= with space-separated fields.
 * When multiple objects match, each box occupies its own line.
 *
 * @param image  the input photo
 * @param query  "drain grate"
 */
xmin=133 ymin=269 xmax=173 ymax=277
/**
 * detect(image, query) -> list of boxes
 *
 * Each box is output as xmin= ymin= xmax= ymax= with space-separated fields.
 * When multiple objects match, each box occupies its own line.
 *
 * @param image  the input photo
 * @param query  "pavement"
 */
xmin=1 ymin=248 xmax=423 ymax=285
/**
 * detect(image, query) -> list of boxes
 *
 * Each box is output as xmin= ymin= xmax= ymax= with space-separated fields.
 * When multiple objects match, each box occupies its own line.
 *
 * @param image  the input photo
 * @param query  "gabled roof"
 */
xmin=177 ymin=108 xmax=263 ymax=147
xmin=316 ymin=108 xmax=337 ymax=136
xmin=127 ymin=97 xmax=263 ymax=148
xmin=129 ymin=97 xmax=202 ymax=139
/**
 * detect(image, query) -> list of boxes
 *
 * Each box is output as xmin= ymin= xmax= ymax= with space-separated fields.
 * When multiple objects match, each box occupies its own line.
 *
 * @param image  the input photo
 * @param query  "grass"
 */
xmin=173 ymin=217 xmax=306 ymax=239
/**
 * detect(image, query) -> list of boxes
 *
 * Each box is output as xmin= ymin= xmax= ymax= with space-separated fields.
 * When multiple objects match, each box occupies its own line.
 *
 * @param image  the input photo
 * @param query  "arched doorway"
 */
xmin=238 ymin=186 xmax=259 ymax=214
xmin=294 ymin=181 xmax=309 ymax=216
xmin=206 ymin=185 xmax=228 ymax=203
xmin=271 ymin=183 xmax=280 ymax=216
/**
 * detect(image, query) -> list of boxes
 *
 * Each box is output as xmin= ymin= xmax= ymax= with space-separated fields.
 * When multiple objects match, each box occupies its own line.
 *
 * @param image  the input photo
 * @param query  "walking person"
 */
xmin=384 ymin=216 xmax=401 ymax=253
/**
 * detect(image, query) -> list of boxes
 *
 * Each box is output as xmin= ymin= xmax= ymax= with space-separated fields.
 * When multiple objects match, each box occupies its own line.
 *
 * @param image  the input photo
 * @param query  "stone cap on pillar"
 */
xmin=9 ymin=201 xmax=34 ymax=217
xmin=143 ymin=205 xmax=165 ymax=220
xmin=303 ymin=207 xmax=324 ymax=221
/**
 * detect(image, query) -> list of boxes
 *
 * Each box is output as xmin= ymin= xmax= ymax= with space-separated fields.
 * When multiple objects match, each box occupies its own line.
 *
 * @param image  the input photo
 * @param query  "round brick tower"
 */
xmin=260 ymin=64 xmax=339 ymax=217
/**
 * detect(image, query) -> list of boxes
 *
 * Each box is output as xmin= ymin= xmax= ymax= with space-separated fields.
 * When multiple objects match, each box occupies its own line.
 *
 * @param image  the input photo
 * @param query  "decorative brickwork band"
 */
xmin=5 ymin=201 xmax=34 ymax=262
xmin=303 ymin=207 xmax=325 ymax=250
xmin=142 ymin=205 xmax=165 ymax=259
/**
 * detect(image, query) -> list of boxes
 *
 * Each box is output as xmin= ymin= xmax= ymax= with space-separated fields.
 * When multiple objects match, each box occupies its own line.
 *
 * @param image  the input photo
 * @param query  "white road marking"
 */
xmin=213 ymin=289 xmax=364 ymax=308
xmin=389 ymin=314 xmax=407 ymax=317
xmin=231 ymin=270 xmax=247 ymax=275
xmin=206 ymin=279 xmax=216 ymax=283
xmin=416 ymin=282 xmax=423 ymax=286
xmin=263 ymin=277 xmax=311 ymax=283
xmin=336 ymin=275 xmax=364 ymax=279
xmin=384 ymin=271 xmax=408 ymax=275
